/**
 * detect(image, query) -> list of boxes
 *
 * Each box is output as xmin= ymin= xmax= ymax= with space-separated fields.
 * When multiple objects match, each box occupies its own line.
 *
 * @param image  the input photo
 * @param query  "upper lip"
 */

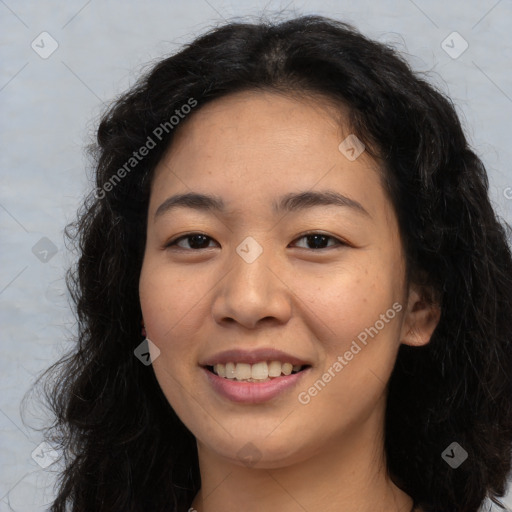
xmin=200 ymin=348 xmax=311 ymax=367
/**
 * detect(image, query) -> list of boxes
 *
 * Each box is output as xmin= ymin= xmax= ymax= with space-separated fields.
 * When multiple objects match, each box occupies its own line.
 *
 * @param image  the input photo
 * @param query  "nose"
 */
xmin=211 ymin=242 xmax=292 ymax=330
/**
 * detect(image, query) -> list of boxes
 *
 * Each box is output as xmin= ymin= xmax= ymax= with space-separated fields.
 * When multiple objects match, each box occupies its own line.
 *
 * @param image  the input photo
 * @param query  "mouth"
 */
xmin=202 ymin=362 xmax=311 ymax=403
xmin=200 ymin=348 xmax=312 ymax=402
xmin=205 ymin=361 xmax=311 ymax=382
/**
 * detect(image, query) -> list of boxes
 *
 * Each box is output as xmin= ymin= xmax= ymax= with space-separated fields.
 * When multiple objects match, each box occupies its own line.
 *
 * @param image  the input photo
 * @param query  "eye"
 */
xmin=291 ymin=232 xmax=346 ymax=250
xmin=165 ymin=231 xmax=347 ymax=251
xmin=165 ymin=233 xmax=218 ymax=250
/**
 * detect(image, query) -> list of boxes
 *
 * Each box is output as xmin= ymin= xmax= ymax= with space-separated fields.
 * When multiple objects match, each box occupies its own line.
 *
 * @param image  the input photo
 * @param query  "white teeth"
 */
xmin=251 ymin=361 xmax=268 ymax=380
xmin=216 ymin=363 xmax=226 ymax=378
xmin=281 ymin=362 xmax=293 ymax=376
xmin=212 ymin=361 xmax=304 ymax=380
xmin=235 ymin=363 xmax=252 ymax=380
xmin=225 ymin=362 xmax=236 ymax=379
xmin=268 ymin=360 xmax=282 ymax=377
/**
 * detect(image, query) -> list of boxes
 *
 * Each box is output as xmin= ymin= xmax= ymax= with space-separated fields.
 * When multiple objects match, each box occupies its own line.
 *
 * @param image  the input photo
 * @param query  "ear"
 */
xmin=400 ymin=284 xmax=441 ymax=347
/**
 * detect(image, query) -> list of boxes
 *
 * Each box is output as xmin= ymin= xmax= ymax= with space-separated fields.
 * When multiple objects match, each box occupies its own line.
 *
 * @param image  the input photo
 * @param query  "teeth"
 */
xmin=268 ymin=360 xmax=282 ymax=377
xmin=212 ymin=361 xmax=304 ymax=380
xmin=225 ymin=362 xmax=236 ymax=379
xmin=216 ymin=364 xmax=226 ymax=378
xmin=251 ymin=361 xmax=268 ymax=380
xmin=281 ymin=362 xmax=293 ymax=376
xmin=235 ymin=363 xmax=251 ymax=380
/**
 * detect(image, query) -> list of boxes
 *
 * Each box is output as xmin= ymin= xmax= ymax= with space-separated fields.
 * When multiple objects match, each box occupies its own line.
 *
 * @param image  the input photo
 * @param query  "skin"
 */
xmin=138 ymin=90 xmax=440 ymax=512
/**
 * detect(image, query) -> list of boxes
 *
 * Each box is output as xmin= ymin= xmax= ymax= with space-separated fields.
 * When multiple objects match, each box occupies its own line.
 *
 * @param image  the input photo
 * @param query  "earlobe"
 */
xmin=400 ymin=286 xmax=441 ymax=347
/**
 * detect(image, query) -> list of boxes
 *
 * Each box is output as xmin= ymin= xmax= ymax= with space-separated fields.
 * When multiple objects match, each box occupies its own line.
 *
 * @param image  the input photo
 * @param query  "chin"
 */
xmin=197 ymin=428 xmax=318 ymax=469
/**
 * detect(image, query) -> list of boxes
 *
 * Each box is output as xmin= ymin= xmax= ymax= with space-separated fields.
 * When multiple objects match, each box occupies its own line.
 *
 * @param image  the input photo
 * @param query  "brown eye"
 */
xmin=166 ymin=233 xmax=218 ymax=250
xmin=292 ymin=233 xmax=345 ymax=250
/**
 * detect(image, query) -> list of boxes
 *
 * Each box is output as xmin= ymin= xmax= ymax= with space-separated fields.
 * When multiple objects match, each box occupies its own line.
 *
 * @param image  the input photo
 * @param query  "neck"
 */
xmin=190 ymin=401 xmax=414 ymax=512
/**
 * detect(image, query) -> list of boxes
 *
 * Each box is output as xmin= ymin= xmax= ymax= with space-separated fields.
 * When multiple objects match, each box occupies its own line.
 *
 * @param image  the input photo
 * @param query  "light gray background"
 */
xmin=1 ymin=1 xmax=511 ymax=510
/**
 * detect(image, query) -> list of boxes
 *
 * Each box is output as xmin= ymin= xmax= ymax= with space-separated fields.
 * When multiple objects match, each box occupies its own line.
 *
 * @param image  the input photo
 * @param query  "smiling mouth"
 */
xmin=205 ymin=361 xmax=310 ymax=382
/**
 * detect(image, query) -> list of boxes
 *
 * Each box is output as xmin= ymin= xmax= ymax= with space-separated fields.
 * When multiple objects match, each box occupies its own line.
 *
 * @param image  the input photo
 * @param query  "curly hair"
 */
xmin=29 ymin=14 xmax=512 ymax=512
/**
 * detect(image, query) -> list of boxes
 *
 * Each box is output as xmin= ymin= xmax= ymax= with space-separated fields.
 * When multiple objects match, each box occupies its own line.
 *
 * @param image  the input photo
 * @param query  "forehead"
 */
xmin=156 ymin=89 xmax=348 ymax=169
xmin=150 ymin=90 xmax=388 ymax=222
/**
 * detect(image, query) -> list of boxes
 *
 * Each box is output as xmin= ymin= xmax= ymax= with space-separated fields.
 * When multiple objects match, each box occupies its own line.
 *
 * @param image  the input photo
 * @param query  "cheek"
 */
xmin=139 ymin=257 xmax=210 ymax=342
xmin=139 ymin=261 xmax=204 ymax=419
xmin=298 ymin=289 xmax=403 ymax=426
xmin=295 ymin=257 xmax=402 ymax=350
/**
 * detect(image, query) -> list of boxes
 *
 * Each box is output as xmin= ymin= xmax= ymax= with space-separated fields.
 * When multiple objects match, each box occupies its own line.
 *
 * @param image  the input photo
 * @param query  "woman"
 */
xmin=36 ymin=14 xmax=512 ymax=512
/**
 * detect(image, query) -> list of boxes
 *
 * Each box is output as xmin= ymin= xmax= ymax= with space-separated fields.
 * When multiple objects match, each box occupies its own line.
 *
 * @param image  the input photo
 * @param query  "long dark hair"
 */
xmin=27 ymin=14 xmax=512 ymax=512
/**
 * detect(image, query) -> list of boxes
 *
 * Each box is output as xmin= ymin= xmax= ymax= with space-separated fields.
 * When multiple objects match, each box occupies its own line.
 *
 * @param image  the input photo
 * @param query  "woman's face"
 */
xmin=139 ymin=90 xmax=432 ymax=469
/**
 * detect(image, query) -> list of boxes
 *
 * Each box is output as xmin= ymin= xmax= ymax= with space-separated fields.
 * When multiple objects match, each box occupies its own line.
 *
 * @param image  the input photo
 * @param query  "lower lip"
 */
xmin=202 ymin=367 xmax=310 ymax=404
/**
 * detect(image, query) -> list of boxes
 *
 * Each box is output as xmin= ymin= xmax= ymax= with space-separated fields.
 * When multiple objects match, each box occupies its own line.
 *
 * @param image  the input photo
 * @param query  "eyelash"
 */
xmin=165 ymin=232 xmax=348 ymax=251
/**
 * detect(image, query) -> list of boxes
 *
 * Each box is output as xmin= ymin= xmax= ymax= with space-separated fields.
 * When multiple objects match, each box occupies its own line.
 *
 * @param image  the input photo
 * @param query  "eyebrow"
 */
xmin=154 ymin=190 xmax=370 ymax=220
